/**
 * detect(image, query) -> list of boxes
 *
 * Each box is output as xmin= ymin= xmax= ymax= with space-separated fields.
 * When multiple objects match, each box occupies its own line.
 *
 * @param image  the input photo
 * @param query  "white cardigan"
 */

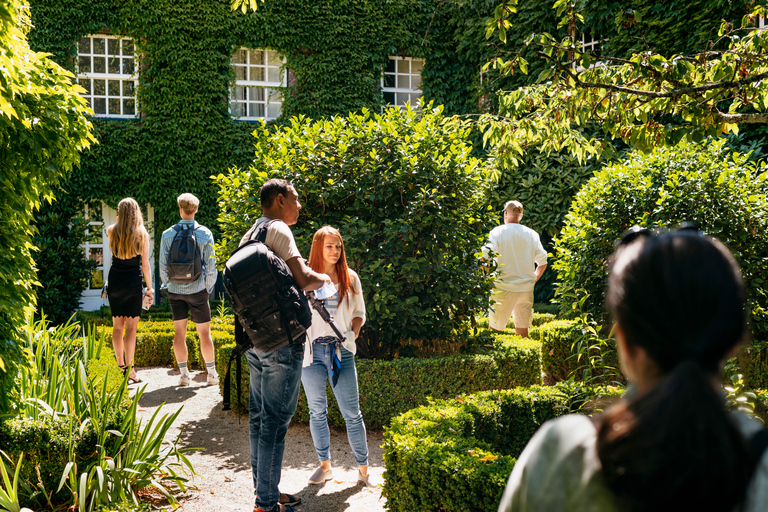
xmin=303 ymin=269 xmax=366 ymax=367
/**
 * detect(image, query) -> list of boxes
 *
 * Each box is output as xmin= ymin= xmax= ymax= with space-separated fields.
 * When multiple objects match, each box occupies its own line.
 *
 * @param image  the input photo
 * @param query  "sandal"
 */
xmin=253 ymin=504 xmax=300 ymax=512
xmin=127 ymin=372 xmax=143 ymax=384
xmin=255 ymin=493 xmax=302 ymax=507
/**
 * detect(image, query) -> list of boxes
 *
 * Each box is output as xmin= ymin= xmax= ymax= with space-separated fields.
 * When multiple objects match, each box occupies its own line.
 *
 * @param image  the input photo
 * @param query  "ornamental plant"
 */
xmin=554 ymin=139 xmax=768 ymax=338
xmin=214 ymin=105 xmax=496 ymax=358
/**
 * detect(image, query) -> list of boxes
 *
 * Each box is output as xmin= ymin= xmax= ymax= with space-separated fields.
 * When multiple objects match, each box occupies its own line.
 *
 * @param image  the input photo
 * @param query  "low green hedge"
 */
xmin=382 ymin=387 xmax=568 ymax=511
xmin=538 ymin=319 xmax=622 ymax=384
xmin=215 ymin=335 xmax=542 ymax=428
xmin=382 ymin=385 xmax=625 ymax=512
xmin=738 ymin=340 xmax=768 ymax=389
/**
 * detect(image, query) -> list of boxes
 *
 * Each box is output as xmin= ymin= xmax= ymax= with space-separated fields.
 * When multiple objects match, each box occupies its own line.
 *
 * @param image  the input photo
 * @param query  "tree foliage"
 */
xmin=0 ymin=0 xmax=93 ymax=411
xmin=481 ymin=1 xmax=768 ymax=167
xmin=214 ymin=105 xmax=496 ymax=358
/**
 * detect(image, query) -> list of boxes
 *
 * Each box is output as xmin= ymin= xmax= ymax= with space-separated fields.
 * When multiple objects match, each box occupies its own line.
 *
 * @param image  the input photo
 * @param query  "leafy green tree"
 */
xmin=481 ymin=1 xmax=768 ymax=166
xmin=0 ymin=0 xmax=94 ymax=411
xmin=214 ymin=105 xmax=496 ymax=357
xmin=554 ymin=140 xmax=768 ymax=338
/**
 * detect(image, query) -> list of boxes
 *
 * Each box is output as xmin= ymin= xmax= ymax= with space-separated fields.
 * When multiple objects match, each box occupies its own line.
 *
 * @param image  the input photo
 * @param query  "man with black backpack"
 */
xmin=159 ymin=193 xmax=219 ymax=386
xmin=237 ymin=179 xmax=330 ymax=512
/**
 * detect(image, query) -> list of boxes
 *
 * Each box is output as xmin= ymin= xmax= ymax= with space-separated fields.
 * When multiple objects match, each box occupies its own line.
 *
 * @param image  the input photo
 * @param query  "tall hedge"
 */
xmin=215 ymin=106 xmax=496 ymax=357
xmin=554 ymin=140 xmax=768 ymax=338
xmin=0 ymin=0 xmax=93 ymax=412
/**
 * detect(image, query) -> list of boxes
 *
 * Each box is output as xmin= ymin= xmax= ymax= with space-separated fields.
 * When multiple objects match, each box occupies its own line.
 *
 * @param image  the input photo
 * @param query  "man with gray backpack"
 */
xmin=159 ymin=193 xmax=219 ymax=386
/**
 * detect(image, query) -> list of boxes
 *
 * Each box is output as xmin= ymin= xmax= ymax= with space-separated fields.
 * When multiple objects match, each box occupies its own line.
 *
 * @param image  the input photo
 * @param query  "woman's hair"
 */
xmin=597 ymin=230 xmax=754 ymax=512
xmin=308 ymin=226 xmax=353 ymax=304
xmin=108 ymin=198 xmax=148 ymax=259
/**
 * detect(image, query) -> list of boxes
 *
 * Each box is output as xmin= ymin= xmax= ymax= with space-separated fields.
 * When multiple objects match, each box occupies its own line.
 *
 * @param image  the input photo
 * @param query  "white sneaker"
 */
xmin=207 ymin=372 xmax=219 ymax=386
xmin=179 ymin=372 xmax=190 ymax=386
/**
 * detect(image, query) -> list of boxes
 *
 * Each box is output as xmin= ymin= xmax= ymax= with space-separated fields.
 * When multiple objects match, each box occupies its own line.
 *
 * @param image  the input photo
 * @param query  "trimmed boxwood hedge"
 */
xmin=214 ymin=334 xmax=542 ymax=428
xmin=382 ymin=385 xmax=625 ymax=512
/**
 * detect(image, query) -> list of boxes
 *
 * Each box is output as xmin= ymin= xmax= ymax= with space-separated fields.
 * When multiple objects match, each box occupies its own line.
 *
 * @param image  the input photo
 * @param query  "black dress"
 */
xmin=107 ymin=255 xmax=143 ymax=317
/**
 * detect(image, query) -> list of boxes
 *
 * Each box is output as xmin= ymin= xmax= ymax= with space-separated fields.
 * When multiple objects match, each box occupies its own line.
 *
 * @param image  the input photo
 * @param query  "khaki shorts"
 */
xmin=489 ymin=289 xmax=534 ymax=331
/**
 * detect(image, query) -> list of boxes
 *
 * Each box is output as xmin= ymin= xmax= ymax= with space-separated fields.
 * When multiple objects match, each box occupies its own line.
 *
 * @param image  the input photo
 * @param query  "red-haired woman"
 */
xmin=106 ymin=197 xmax=153 ymax=383
xmin=301 ymin=226 xmax=372 ymax=488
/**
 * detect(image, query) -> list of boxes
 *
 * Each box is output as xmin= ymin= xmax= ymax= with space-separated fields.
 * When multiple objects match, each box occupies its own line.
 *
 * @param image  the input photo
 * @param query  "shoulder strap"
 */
xmin=252 ymin=218 xmax=278 ymax=243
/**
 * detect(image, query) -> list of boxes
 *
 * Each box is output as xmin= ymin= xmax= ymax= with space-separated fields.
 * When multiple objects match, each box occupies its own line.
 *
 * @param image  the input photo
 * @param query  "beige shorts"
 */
xmin=489 ymin=289 xmax=534 ymax=331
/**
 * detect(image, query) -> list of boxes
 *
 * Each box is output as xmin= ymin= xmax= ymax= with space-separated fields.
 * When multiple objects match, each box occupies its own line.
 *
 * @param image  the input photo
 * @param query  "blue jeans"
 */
xmin=247 ymin=342 xmax=304 ymax=511
xmin=301 ymin=342 xmax=369 ymax=466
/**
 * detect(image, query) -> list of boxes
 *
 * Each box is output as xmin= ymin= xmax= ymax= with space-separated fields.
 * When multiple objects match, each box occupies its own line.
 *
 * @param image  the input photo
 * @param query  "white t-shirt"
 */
xmin=485 ymin=223 xmax=547 ymax=292
xmin=240 ymin=217 xmax=301 ymax=262
xmin=498 ymin=413 xmax=768 ymax=512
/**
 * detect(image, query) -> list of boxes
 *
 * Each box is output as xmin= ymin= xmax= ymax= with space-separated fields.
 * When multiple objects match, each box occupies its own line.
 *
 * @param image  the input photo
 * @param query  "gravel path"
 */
xmin=133 ymin=366 xmax=387 ymax=512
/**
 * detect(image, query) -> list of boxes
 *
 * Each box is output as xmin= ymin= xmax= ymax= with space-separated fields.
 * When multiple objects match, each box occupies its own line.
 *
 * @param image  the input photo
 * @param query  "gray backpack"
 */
xmin=167 ymin=223 xmax=203 ymax=284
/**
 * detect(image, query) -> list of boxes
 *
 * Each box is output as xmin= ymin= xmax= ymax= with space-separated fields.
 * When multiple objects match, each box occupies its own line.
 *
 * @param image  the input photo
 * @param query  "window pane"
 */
xmin=411 ymin=59 xmax=424 ymax=73
xmin=121 ymin=40 xmax=134 ymax=56
xmin=411 ymin=74 xmax=421 ymax=90
xmin=93 ymin=98 xmax=106 ymax=114
xmin=266 ymin=50 xmax=280 ymax=65
xmin=249 ymin=103 xmax=264 ymax=118
xmin=249 ymin=49 xmax=264 ymax=65
xmin=93 ymin=57 xmax=106 ymax=73
xmin=93 ymin=38 xmax=106 ymax=55
xmin=385 ymin=59 xmax=395 ymax=73
xmin=123 ymin=81 xmax=135 ymax=96
xmin=397 ymin=74 xmax=410 ymax=89
xmin=108 ymin=80 xmax=120 ymax=96
xmin=267 ymin=88 xmax=282 ymax=102
xmin=410 ymin=93 xmax=421 ymax=107
xmin=234 ymin=86 xmax=246 ymax=101
xmin=93 ymin=79 xmax=106 ymax=95
xmin=267 ymin=102 xmax=281 ymax=119
xmin=383 ymin=74 xmax=395 ymax=88
xmin=235 ymin=65 xmax=246 ymax=80
xmin=383 ymin=91 xmax=395 ymax=105
xmin=123 ymin=99 xmax=135 ymax=116
xmin=249 ymin=86 xmax=264 ymax=102
xmin=78 ymin=56 xmax=91 ymax=73
xmin=249 ymin=67 xmax=264 ymax=82
xmin=89 ymin=247 xmax=104 ymax=265
xmin=108 ymin=98 xmax=120 ymax=115
xmin=398 ymin=93 xmax=409 ymax=106
xmin=78 ymin=78 xmax=91 ymax=94
xmin=123 ymin=58 xmax=134 ymax=75
xmin=397 ymin=59 xmax=410 ymax=74
xmin=267 ymin=67 xmax=280 ymax=83
xmin=234 ymin=49 xmax=246 ymax=64
xmin=231 ymin=102 xmax=245 ymax=117
xmin=108 ymin=38 xmax=118 ymax=56
xmin=90 ymin=270 xmax=104 ymax=290
xmin=108 ymin=57 xmax=120 ymax=74
xmin=78 ymin=38 xmax=91 ymax=54
xmin=89 ymin=228 xmax=103 ymax=244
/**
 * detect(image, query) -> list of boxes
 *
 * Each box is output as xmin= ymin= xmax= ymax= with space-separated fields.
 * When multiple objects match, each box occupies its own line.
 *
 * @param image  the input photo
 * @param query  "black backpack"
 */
xmin=221 ymin=219 xmax=312 ymax=411
xmin=167 ymin=223 xmax=203 ymax=284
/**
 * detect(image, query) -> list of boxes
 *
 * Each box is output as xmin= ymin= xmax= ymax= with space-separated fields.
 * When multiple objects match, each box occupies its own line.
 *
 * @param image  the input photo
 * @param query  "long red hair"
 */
xmin=308 ymin=226 xmax=352 ymax=304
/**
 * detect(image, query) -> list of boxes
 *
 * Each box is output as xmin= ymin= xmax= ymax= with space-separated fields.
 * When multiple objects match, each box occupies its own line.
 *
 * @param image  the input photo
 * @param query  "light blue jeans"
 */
xmin=301 ymin=342 xmax=369 ymax=466
xmin=246 ymin=342 xmax=304 ymax=511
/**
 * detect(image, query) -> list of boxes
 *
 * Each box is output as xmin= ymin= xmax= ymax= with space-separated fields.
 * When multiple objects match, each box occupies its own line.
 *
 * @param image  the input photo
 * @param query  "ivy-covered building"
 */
xmin=27 ymin=0 xmax=759 ymax=316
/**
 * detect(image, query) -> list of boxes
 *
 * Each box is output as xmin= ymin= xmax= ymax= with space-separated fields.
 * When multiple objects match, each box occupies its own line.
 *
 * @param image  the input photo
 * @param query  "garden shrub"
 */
xmin=554 ymin=140 xmax=768 ymax=338
xmin=381 ymin=387 xmax=568 ymax=512
xmin=738 ymin=340 xmax=768 ymax=389
xmin=539 ymin=319 xmax=622 ymax=384
xmin=214 ymin=105 xmax=496 ymax=359
xmin=215 ymin=334 xmax=541 ymax=427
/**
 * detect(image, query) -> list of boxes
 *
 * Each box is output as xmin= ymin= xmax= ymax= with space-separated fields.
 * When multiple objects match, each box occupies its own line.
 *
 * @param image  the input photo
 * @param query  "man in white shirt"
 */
xmin=240 ymin=178 xmax=330 ymax=512
xmin=484 ymin=200 xmax=547 ymax=337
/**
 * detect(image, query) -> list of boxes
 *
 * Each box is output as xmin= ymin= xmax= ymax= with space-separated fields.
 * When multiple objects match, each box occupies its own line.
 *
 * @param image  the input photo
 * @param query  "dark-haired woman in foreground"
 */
xmin=498 ymin=229 xmax=768 ymax=512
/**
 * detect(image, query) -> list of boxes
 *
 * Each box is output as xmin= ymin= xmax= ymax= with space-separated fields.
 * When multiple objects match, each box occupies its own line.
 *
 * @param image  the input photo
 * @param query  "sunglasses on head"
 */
xmin=616 ymin=222 xmax=701 ymax=248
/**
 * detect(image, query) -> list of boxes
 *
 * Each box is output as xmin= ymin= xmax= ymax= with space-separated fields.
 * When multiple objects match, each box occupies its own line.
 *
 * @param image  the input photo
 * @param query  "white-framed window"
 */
xmin=83 ymin=203 xmax=105 ymax=292
xmin=576 ymin=30 xmax=606 ymax=71
xmin=76 ymin=35 xmax=138 ymax=118
xmin=230 ymin=48 xmax=285 ymax=120
xmin=760 ymin=15 xmax=767 ymax=29
xmin=381 ymin=56 xmax=424 ymax=109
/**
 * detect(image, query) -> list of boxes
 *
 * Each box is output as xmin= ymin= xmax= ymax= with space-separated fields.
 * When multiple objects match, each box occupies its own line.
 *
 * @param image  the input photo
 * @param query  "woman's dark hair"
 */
xmin=597 ymin=230 xmax=753 ymax=512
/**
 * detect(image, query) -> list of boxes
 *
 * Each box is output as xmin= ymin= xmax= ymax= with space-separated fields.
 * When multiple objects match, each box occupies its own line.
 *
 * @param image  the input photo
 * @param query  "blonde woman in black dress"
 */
xmin=107 ymin=198 xmax=153 ymax=383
